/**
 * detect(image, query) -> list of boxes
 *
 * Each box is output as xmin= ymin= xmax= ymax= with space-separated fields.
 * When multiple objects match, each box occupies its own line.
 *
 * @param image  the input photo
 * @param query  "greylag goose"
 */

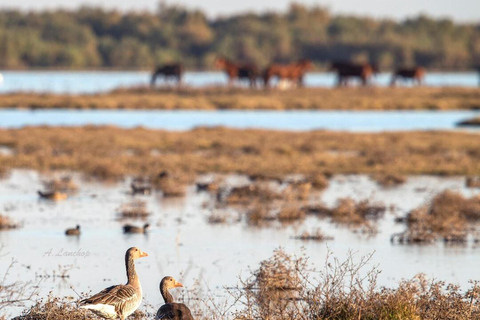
xmin=123 ymin=223 xmax=150 ymax=234
xmin=65 ymin=224 xmax=81 ymax=235
xmin=155 ymin=276 xmax=194 ymax=320
xmin=79 ymin=247 xmax=148 ymax=320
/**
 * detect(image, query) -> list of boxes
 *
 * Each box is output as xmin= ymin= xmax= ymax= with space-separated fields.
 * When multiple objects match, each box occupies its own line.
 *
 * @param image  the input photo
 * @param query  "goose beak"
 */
xmin=175 ymin=281 xmax=183 ymax=288
xmin=140 ymin=250 xmax=149 ymax=258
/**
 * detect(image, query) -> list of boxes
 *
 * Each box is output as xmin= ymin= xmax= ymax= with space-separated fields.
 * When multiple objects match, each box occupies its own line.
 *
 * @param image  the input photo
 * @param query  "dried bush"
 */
xmin=373 ymin=173 xmax=407 ymax=187
xmin=394 ymin=190 xmax=480 ymax=243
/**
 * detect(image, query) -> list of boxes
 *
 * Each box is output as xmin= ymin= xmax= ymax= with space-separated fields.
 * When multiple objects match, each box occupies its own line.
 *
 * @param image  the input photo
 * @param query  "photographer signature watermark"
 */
xmin=43 ymin=248 xmax=91 ymax=258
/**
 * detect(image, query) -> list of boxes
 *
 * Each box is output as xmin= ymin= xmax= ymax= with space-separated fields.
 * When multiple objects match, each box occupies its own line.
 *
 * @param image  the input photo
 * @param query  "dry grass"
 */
xmin=292 ymin=228 xmax=334 ymax=241
xmin=373 ymin=172 xmax=407 ymax=187
xmin=393 ymin=190 xmax=480 ymax=243
xmin=221 ymin=248 xmax=480 ymax=320
xmin=304 ymin=198 xmax=386 ymax=231
xmin=0 ymin=214 xmax=20 ymax=230
xmin=117 ymin=199 xmax=150 ymax=219
xmin=2 ymin=86 xmax=480 ymax=110
xmin=1 ymin=127 xmax=480 ymax=181
xmin=42 ymin=176 xmax=78 ymax=193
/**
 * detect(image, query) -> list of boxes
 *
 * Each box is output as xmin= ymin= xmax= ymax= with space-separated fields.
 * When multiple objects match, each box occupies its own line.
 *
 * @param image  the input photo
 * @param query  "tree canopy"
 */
xmin=0 ymin=3 xmax=479 ymax=70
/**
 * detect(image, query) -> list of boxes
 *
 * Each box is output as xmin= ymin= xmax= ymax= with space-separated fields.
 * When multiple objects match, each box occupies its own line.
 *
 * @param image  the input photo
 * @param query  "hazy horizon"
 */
xmin=1 ymin=0 xmax=479 ymax=22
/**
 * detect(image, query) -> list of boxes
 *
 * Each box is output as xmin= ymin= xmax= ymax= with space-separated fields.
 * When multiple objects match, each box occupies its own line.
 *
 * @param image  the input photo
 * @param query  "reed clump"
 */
xmin=292 ymin=228 xmax=334 ymax=241
xmin=326 ymin=198 xmax=387 ymax=227
xmin=393 ymin=190 xmax=480 ymax=243
xmin=225 ymin=248 xmax=480 ymax=320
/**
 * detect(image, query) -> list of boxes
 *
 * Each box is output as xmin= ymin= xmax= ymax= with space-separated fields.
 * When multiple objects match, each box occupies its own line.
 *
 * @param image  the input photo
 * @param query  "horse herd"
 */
xmin=150 ymin=57 xmax=428 ymax=89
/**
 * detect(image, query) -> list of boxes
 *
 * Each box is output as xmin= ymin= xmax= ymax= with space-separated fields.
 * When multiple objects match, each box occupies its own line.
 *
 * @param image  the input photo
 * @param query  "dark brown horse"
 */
xmin=151 ymin=63 xmax=183 ymax=87
xmin=330 ymin=61 xmax=376 ymax=87
xmin=215 ymin=57 xmax=259 ymax=88
xmin=390 ymin=67 xmax=426 ymax=86
xmin=263 ymin=59 xmax=313 ymax=88
xmin=475 ymin=65 xmax=480 ymax=86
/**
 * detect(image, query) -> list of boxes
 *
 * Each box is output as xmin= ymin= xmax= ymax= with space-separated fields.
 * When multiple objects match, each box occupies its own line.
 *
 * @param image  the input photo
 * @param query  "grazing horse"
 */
xmin=330 ymin=61 xmax=376 ymax=87
xmin=263 ymin=59 xmax=313 ymax=88
xmin=390 ymin=67 xmax=426 ymax=86
xmin=475 ymin=65 xmax=480 ymax=86
xmin=151 ymin=63 xmax=183 ymax=87
xmin=215 ymin=57 xmax=259 ymax=88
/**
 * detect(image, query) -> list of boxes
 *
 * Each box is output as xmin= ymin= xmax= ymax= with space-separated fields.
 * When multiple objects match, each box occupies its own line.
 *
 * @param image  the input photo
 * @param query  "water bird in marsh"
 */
xmin=130 ymin=182 xmax=152 ymax=195
xmin=65 ymin=224 xmax=81 ymax=236
xmin=123 ymin=223 xmax=150 ymax=234
xmin=155 ymin=276 xmax=194 ymax=320
xmin=37 ymin=190 xmax=68 ymax=201
xmin=79 ymin=247 xmax=148 ymax=320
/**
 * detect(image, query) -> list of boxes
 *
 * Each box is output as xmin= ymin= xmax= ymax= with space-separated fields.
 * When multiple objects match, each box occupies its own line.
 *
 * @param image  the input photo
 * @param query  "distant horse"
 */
xmin=263 ymin=59 xmax=313 ymax=88
xmin=475 ymin=65 xmax=480 ymax=86
xmin=390 ymin=67 xmax=426 ymax=86
xmin=215 ymin=57 xmax=259 ymax=88
xmin=151 ymin=63 xmax=183 ymax=87
xmin=330 ymin=61 xmax=376 ymax=87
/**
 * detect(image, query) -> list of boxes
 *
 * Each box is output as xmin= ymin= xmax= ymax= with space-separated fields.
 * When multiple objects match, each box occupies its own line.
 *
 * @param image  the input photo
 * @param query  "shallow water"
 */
xmin=0 ymin=71 xmax=478 ymax=94
xmin=1 ymin=170 xmax=480 ymax=316
xmin=1 ymin=109 xmax=480 ymax=131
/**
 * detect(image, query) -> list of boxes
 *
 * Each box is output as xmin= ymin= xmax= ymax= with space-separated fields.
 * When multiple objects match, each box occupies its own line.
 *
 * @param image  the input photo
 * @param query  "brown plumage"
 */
xmin=123 ymin=223 xmax=150 ymax=234
xmin=79 ymin=247 xmax=148 ymax=320
xmin=65 ymin=224 xmax=81 ymax=235
xmin=155 ymin=276 xmax=194 ymax=320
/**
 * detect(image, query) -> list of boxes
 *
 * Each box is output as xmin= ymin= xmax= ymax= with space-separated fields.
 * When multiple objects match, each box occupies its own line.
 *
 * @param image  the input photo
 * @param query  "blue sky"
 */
xmin=1 ymin=0 xmax=479 ymax=22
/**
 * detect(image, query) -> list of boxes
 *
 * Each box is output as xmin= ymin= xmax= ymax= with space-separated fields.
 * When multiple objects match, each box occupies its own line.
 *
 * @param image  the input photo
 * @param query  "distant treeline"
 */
xmin=0 ymin=3 xmax=479 ymax=70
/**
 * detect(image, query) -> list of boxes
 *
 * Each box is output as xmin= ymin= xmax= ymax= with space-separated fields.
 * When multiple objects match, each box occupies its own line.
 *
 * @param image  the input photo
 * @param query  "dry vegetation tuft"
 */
xmin=0 ymin=214 xmax=20 ymax=230
xmin=304 ymin=198 xmax=386 ymax=231
xmin=393 ymin=190 xmax=480 ymax=243
xmin=117 ymin=200 xmax=150 ymax=219
xmin=2 ymin=87 xmax=480 ymax=110
xmin=292 ymin=228 xmax=334 ymax=241
xmin=221 ymin=248 xmax=480 ymax=320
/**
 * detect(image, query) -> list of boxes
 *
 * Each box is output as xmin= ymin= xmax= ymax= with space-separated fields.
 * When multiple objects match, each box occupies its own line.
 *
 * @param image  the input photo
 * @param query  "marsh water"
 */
xmin=1 ymin=170 xmax=480 ymax=316
xmin=1 ymin=109 xmax=480 ymax=131
xmin=0 ymin=70 xmax=478 ymax=94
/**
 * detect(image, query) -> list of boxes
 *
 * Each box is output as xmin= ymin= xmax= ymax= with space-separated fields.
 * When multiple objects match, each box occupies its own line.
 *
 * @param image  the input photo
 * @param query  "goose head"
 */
xmin=127 ymin=247 xmax=148 ymax=260
xmin=160 ymin=276 xmax=183 ymax=291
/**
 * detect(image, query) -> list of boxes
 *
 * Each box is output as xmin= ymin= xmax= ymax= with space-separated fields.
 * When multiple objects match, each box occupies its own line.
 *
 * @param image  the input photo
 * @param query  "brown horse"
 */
xmin=263 ymin=59 xmax=313 ymax=88
xmin=151 ymin=63 xmax=183 ymax=87
xmin=390 ymin=67 xmax=426 ymax=86
xmin=215 ymin=57 xmax=259 ymax=88
xmin=330 ymin=61 xmax=376 ymax=87
xmin=475 ymin=65 xmax=480 ymax=86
